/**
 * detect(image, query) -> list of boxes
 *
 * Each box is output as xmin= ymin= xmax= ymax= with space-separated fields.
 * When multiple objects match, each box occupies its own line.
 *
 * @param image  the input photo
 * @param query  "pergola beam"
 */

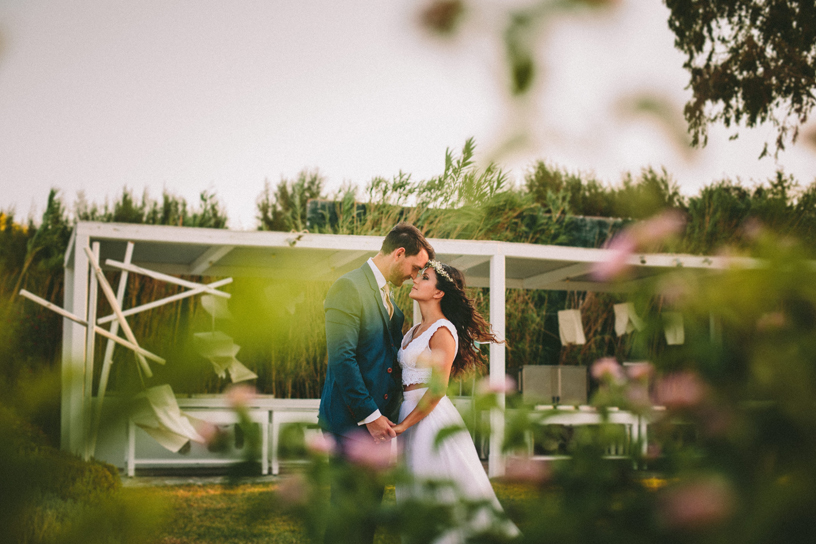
xmin=189 ymin=245 xmax=234 ymax=275
xmin=448 ymin=255 xmax=491 ymax=271
xmin=465 ymin=276 xmax=523 ymax=289
xmin=523 ymin=262 xmax=593 ymax=289
xmin=307 ymin=250 xmax=371 ymax=280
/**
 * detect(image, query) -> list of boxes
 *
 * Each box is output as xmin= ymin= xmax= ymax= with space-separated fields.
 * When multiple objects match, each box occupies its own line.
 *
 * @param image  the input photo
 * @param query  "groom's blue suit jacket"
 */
xmin=318 ymin=263 xmax=404 ymax=436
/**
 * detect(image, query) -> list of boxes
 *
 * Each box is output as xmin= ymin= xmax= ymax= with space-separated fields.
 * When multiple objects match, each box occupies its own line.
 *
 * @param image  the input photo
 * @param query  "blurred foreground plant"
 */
xmin=273 ymin=217 xmax=816 ymax=543
xmin=0 ymin=376 xmax=168 ymax=544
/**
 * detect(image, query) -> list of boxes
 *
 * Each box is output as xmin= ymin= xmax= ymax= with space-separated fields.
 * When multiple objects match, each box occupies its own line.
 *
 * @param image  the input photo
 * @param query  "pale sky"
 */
xmin=2 ymin=0 xmax=815 ymax=229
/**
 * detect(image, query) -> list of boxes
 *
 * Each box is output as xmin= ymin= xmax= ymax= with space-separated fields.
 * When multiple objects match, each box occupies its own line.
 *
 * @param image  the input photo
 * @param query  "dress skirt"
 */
xmin=395 ymin=388 xmax=519 ymax=542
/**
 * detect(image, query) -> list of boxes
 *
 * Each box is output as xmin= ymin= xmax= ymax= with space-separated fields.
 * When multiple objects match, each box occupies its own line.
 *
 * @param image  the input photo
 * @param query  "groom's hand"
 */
xmin=366 ymin=416 xmax=397 ymax=442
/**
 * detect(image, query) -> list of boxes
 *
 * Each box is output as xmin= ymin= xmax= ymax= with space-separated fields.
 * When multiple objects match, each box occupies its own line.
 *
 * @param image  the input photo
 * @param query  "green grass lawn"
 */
xmin=142 ymin=480 xmax=535 ymax=544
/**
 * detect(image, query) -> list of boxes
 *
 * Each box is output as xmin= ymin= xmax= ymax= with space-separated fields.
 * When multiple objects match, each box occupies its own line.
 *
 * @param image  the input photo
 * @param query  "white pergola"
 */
xmin=58 ymin=221 xmax=734 ymax=476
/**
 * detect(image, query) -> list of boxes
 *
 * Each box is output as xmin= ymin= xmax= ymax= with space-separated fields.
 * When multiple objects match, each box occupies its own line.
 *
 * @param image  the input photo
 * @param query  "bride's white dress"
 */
xmin=395 ymin=319 xmax=519 ymax=543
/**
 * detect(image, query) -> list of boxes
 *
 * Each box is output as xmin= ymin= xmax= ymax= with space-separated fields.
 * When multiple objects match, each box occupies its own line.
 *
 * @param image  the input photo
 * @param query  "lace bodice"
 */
xmin=398 ymin=319 xmax=459 ymax=387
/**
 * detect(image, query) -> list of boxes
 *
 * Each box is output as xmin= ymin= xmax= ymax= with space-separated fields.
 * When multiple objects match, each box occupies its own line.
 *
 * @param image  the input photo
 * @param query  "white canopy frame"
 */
xmin=58 ymin=221 xmax=738 ymax=476
xmin=23 ymin=237 xmax=234 ymax=459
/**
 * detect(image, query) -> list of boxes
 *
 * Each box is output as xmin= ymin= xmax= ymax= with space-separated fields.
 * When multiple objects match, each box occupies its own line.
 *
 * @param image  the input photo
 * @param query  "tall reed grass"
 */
xmin=3 ymin=142 xmax=815 ymax=408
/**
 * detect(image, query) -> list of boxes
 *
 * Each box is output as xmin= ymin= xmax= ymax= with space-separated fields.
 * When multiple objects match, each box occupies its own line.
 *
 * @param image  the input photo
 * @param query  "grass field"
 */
xmin=143 ymin=479 xmax=535 ymax=544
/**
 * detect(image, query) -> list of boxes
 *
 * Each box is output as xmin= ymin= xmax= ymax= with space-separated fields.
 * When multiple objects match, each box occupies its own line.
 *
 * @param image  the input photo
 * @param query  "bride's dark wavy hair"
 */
xmin=430 ymin=262 xmax=503 ymax=377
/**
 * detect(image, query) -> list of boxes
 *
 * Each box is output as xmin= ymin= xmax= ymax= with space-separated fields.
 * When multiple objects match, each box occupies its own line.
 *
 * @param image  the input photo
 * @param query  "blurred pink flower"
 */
xmin=194 ymin=420 xmax=220 ymax=445
xmin=741 ymin=218 xmax=764 ymax=241
xmin=632 ymin=210 xmax=685 ymax=247
xmin=756 ymin=312 xmax=786 ymax=331
xmin=477 ymin=375 xmax=518 ymax=395
xmin=655 ymin=372 xmax=707 ymax=409
xmin=276 ymin=474 xmax=309 ymax=506
xmin=592 ymin=233 xmax=636 ymax=281
xmin=591 ymin=358 xmax=625 ymax=383
xmin=699 ymin=406 xmax=733 ymax=437
xmin=502 ymin=456 xmax=551 ymax=485
xmin=660 ymin=477 xmax=736 ymax=529
xmin=713 ymin=246 xmax=745 ymax=270
xmin=225 ymin=384 xmax=257 ymax=408
xmin=345 ymin=432 xmax=394 ymax=471
xmin=593 ymin=210 xmax=685 ymax=282
xmin=625 ymin=362 xmax=654 ymax=381
xmin=657 ymin=275 xmax=690 ymax=305
xmin=625 ymin=384 xmax=651 ymax=410
xmin=305 ymin=432 xmax=337 ymax=455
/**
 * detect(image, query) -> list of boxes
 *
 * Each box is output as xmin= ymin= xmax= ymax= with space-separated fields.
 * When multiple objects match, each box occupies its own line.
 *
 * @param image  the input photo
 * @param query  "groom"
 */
xmin=319 ymin=222 xmax=433 ymax=543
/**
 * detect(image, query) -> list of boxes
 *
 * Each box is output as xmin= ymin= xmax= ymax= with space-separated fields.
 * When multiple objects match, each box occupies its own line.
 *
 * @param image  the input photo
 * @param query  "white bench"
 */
xmin=523 ymin=405 xmax=646 ymax=460
xmin=268 ymin=399 xmax=322 ymax=475
xmin=125 ymin=397 xmax=323 ymax=477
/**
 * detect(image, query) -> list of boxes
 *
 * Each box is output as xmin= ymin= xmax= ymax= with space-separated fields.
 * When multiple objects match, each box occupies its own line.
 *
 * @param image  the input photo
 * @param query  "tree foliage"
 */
xmin=525 ymin=162 xmax=684 ymax=219
xmin=666 ymin=0 xmax=816 ymax=156
xmin=256 ymin=169 xmax=325 ymax=232
xmin=76 ymin=187 xmax=229 ymax=228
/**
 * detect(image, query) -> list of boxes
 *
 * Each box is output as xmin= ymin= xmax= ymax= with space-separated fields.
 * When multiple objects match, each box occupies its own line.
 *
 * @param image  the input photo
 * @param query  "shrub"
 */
xmin=0 ymin=405 xmax=123 ymax=543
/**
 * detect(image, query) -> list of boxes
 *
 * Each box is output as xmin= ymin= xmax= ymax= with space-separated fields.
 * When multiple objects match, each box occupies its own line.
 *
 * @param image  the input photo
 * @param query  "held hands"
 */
xmin=366 ymin=415 xmax=397 ymax=444
xmin=391 ymin=422 xmax=406 ymax=436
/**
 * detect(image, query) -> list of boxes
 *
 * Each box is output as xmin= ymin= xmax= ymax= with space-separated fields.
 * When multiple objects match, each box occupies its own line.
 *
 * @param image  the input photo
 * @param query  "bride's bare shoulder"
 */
xmin=428 ymin=321 xmax=456 ymax=349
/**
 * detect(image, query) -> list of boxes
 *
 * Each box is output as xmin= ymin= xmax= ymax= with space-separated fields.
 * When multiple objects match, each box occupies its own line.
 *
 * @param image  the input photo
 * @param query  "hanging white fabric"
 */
xmin=613 ymin=302 xmax=646 ymax=336
xmin=200 ymin=294 xmax=234 ymax=320
xmin=663 ymin=311 xmax=685 ymax=345
xmin=558 ymin=309 xmax=586 ymax=345
xmin=131 ymin=384 xmax=206 ymax=452
xmin=194 ymin=331 xmax=258 ymax=383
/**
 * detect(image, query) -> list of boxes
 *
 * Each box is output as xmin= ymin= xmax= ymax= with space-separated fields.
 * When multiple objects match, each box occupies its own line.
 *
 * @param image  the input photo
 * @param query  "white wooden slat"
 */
xmin=94 ymin=327 xmax=166 ymax=365
xmin=97 ymin=278 xmax=232 ymax=324
xmin=84 ymin=247 xmax=153 ymax=378
xmin=91 ymin=242 xmax=135 ymax=456
xmin=18 ymin=289 xmax=87 ymax=326
xmin=106 ymin=259 xmax=231 ymax=299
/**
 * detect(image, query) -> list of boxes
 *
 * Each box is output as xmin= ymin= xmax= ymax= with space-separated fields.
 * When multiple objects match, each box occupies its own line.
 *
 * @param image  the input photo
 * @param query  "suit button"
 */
xmin=387 ymin=368 xmax=393 ymax=373
xmin=383 ymin=394 xmax=389 ymax=400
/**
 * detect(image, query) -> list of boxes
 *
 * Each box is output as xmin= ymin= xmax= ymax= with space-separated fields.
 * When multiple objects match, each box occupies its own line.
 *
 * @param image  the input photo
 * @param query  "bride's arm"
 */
xmin=392 ymin=328 xmax=456 ymax=435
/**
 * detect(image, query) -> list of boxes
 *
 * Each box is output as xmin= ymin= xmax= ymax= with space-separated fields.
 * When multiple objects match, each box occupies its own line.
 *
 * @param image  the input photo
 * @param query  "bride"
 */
xmin=392 ymin=260 xmax=520 ymax=542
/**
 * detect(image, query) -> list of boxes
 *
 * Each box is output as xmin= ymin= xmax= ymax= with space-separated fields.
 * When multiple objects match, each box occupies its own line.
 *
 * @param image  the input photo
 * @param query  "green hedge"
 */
xmin=0 ymin=406 xmax=122 ymax=543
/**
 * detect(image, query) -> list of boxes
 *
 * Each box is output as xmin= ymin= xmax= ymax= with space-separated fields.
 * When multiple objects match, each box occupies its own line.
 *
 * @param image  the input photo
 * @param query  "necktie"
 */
xmin=382 ymin=284 xmax=394 ymax=320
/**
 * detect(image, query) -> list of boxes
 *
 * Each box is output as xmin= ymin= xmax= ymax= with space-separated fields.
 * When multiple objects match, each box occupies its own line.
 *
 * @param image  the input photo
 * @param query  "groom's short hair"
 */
xmin=382 ymin=223 xmax=435 ymax=260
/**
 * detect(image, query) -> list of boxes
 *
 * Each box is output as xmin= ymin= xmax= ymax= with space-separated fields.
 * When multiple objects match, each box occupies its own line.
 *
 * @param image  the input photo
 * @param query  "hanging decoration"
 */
xmin=613 ymin=302 xmax=645 ymax=336
xmin=557 ymin=309 xmax=586 ymax=345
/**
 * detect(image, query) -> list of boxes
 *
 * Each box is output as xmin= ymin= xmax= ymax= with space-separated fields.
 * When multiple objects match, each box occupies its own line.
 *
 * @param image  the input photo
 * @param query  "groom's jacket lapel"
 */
xmin=363 ymin=265 xmax=391 ymax=330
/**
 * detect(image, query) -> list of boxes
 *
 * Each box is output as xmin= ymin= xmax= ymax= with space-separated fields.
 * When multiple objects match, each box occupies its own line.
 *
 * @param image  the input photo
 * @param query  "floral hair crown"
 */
xmin=424 ymin=260 xmax=454 ymax=283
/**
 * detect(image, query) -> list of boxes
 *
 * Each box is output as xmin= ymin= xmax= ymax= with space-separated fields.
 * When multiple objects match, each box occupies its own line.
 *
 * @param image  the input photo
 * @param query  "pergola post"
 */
xmin=62 ymin=229 xmax=89 ymax=455
xmin=82 ymin=242 xmax=100 ymax=460
xmin=488 ymin=252 xmax=506 ymax=477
